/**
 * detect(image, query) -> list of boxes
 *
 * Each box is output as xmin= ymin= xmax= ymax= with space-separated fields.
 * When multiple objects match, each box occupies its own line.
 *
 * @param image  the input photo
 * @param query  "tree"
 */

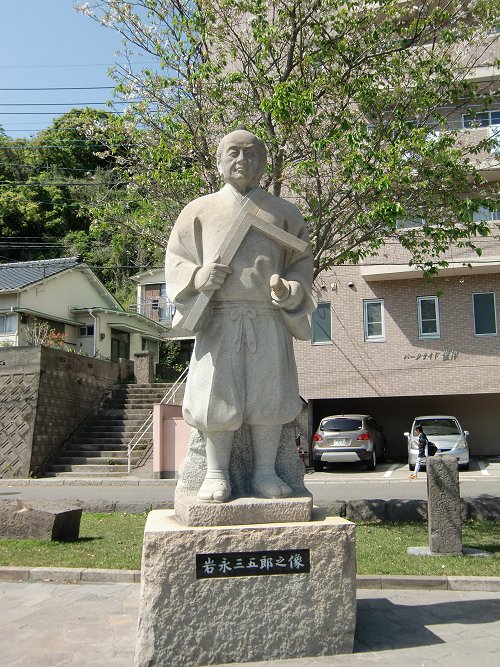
xmin=77 ymin=1 xmax=500 ymax=279
xmin=0 ymin=109 xmax=117 ymax=262
xmin=24 ymin=318 xmax=66 ymax=348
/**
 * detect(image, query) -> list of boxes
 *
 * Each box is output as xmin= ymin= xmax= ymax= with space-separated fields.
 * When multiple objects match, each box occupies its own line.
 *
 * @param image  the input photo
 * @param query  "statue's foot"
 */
xmin=252 ymin=471 xmax=292 ymax=498
xmin=197 ymin=474 xmax=231 ymax=503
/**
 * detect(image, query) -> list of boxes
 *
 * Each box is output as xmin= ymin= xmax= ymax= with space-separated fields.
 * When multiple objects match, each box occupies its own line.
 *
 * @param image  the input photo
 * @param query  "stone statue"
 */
xmin=165 ymin=129 xmax=314 ymax=504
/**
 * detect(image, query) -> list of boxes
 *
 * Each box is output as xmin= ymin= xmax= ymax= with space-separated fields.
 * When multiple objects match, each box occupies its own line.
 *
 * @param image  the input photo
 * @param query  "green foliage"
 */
xmin=76 ymin=0 xmax=500 ymax=277
xmin=159 ymin=339 xmax=188 ymax=373
xmin=0 ymin=109 xmax=159 ymax=296
xmin=0 ymin=109 xmax=116 ymax=264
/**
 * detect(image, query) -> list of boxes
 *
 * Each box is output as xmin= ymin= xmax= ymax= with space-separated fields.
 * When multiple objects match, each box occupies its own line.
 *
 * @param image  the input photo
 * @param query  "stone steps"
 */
xmin=78 ymin=425 xmax=151 ymax=434
xmin=69 ymin=438 xmax=146 ymax=447
xmin=44 ymin=471 xmax=129 ymax=478
xmin=59 ymin=450 xmax=142 ymax=461
xmin=44 ymin=382 xmax=180 ymax=479
xmin=48 ymin=463 xmax=130 ymax=474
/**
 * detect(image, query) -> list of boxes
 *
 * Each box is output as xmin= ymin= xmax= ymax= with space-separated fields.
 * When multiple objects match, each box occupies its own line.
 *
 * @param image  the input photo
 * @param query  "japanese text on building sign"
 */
xmin=196 ymin=549 xmax=310 ymax=579
xmin=403 ymin=350 xmax=459 ymax=362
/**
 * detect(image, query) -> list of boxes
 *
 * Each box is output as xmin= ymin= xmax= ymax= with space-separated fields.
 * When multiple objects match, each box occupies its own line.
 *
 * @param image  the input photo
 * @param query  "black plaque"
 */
xmin=196 ymin=549 xmax=310 ymax=579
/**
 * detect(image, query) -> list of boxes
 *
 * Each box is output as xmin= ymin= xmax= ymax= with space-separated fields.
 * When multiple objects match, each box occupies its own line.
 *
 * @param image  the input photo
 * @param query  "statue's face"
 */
xmin=217 ymin=131 xmax=265 ymax=193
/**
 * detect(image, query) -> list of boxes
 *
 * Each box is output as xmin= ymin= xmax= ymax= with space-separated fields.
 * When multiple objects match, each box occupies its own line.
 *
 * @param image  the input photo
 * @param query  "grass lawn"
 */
xmin=356 ymin=520 xmax=500 ymax=576
xmin=0 ymin=513 xmax=146 ymax=570
xmin=1 ymin=514 xmax=500 ymax=576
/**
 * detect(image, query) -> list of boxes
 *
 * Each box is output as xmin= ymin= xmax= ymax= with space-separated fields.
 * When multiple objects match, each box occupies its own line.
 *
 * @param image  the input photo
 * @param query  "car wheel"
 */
xmin=313 ymin=461 xmax=323 ymax=472
xmin=366 ymin=451 xmax=376 ymax=471
xmin=408 ymin=464 xmax=415 ymax=471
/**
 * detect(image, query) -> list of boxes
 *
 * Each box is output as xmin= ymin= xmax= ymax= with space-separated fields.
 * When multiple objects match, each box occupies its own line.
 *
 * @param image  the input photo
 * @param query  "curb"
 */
xmin=0 ymin=478 xmax=176 ymax=487
xmin=1 ymin=567 xmax=499 ymax=592
xmin=356 ymin=574 xmax=500 ymax=592
xmin=0 ymin=566 xmax=140 ymax=584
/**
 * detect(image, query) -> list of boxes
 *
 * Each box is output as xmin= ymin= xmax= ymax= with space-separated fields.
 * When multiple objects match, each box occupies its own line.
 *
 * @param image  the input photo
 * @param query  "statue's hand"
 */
xmin=270 ymin=275 xmax=304 ymax=311
xmin=194 ymin=260 xmax=232 ymax=291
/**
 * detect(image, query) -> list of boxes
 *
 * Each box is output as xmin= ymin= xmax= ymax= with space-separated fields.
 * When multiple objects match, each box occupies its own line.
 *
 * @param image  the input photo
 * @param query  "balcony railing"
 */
xmin=129 ymin=297 xmax=176 ymax=324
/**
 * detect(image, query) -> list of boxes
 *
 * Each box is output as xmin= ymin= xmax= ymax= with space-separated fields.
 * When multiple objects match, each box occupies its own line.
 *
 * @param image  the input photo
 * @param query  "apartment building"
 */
xmin=294 ymin=235 xmax=500 ymax=459
xmin=294 ymin=31 xmax=500 ymax=459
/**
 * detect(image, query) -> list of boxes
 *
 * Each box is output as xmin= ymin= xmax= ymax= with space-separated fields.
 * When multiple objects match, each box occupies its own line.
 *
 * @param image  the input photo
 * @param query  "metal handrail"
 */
xmin=127 ymin=366 xmax=189 ymax=473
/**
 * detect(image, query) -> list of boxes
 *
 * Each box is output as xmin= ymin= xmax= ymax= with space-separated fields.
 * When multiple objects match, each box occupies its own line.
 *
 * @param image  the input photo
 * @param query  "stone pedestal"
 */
xmin=175 ymin=494 xmax=312 ymax=526
xmin=134 ymin=510 xmax=356 ymax=667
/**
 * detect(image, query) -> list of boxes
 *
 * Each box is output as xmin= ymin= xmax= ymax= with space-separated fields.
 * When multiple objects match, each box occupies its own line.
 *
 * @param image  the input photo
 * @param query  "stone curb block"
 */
xmin=29 ymin=567 xmax=82 ymax=583
xmin=380 ymin=575 xmax=448 ymax=590
xmin=0 ymin=567 xmax=140 ymax=584
xmin=1 ymin=567 xmax=499 ymax=592
xmin=0 ymin=479 xmax=177 ymax=487
xmin=0 ymin=566 xmax=31 ymax=582
xmin=447 ymin=576 xmax=500 ymax=592
xmin=80 ymin=568 xmax=140 ymax=583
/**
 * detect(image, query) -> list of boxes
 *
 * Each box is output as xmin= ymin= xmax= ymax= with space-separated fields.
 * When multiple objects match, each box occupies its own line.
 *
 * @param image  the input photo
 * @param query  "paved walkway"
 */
xmin=1 ymin=581 xmax=500 ymax=666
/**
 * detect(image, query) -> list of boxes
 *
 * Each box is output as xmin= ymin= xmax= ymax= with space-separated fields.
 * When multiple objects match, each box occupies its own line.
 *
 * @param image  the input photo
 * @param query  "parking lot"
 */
xmin=304 ymin=457 xmax=500 ymax=502
xmin=306 ymin=457 xmax=500 ymax=482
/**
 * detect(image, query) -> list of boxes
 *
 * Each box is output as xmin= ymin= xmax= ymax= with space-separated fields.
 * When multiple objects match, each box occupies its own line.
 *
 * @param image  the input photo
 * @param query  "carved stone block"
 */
xmin=0 ymin=499 xmax=82 ymax=541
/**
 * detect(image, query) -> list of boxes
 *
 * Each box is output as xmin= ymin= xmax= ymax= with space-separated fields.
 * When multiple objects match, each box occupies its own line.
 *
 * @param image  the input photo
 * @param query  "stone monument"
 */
xmin=408 ymin=455 xmax=492 ymax=558
xmin=134 ymin=129 xmax=356 ymax=667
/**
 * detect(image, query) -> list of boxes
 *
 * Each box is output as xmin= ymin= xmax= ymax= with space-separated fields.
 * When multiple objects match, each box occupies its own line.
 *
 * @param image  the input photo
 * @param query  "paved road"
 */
xmin=1 ymin=459 xmax=499 ymax=507
xmin=1 ymin=581 xmax=500 ymax=666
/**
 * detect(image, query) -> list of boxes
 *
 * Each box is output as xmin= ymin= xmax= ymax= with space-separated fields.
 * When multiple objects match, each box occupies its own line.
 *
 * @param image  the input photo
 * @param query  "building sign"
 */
xmin=403 ymin=350 xmax=459 ymax=362
xmin=196 ymin=549 xmax=310 ymax=579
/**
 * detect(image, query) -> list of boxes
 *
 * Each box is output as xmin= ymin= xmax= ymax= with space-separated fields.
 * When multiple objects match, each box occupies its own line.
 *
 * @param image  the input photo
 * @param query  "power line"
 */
xmin=0 ymin=111 xmax=124 ymax=115
xmin=0 ymin=162 xmax=113 ymax=173
xmin=0 ymin=142 xmax=138 ymax=148
xmin=0 ymin=181 xmax=127 ymax=187
xmin=0 ymin=101 xmax=138 ymax=107
xmin=0 ymin=86 xmax=115 ymax=91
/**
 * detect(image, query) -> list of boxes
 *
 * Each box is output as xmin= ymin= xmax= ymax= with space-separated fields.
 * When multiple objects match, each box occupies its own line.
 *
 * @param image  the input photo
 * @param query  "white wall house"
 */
xmin=130 ymin=267 xmax=176 ymax=327
xmin=0 ymin=257 xmax=167 ymax=363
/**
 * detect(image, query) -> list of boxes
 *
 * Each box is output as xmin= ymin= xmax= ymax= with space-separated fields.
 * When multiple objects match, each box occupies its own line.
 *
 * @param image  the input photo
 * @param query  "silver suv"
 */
xmin=312 ymin=414 xmax=386 ymax=472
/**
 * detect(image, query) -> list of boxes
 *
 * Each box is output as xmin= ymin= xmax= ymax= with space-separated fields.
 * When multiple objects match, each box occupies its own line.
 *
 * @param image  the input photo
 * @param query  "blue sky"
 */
xmin=0 ymin=1 xmax=128 ymax=138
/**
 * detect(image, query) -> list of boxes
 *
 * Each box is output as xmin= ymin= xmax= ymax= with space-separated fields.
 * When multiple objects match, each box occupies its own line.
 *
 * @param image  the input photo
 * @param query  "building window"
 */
xmin=489 ymin=126 xmax=500 ymax=155
xmin=0 ymin=314 xmax=16 ymax=334
xmin=473 ymin=292 xmax=497 ymax=336
xmin=142 ymin=339 xmax=159 ymax=357
xmin=396 ymin=217 xmax=425 ymax=229
xmin=472 ymin=206 xmax=500 ymax=222
xmin=79 ymin=325 xmax=94 ymax=337
xmin=418 ymin=296 xmax=440 ymax=339
xmin=311 ymin=303 xmax=331 ymax=344
xmin=364 ymin=299 xmax=385 ymax=341
xmin=462 ymin=109 xmax=500 ymax=128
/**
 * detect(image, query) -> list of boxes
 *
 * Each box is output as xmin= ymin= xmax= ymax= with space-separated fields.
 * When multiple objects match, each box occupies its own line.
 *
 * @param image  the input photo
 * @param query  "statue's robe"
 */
xmin=165 ymin=184 xmax=315 ymax=431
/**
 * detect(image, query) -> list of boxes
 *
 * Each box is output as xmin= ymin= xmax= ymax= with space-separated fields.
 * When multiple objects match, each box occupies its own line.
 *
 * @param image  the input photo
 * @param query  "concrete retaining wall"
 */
xmin=0 ymin=346 xmax=126 ymax=478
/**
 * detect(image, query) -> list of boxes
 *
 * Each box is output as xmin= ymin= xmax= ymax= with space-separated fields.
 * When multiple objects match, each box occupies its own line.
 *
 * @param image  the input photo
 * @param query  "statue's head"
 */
xmin=216 ymin=129 xmax=267 ymax=193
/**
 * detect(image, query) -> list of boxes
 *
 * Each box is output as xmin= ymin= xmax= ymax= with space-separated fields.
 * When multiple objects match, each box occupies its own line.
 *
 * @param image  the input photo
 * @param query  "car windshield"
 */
xmin=414 ymin=419 xmax=461 ymax=436
xmin=321 ymin=418 xmax=362 ymax=432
